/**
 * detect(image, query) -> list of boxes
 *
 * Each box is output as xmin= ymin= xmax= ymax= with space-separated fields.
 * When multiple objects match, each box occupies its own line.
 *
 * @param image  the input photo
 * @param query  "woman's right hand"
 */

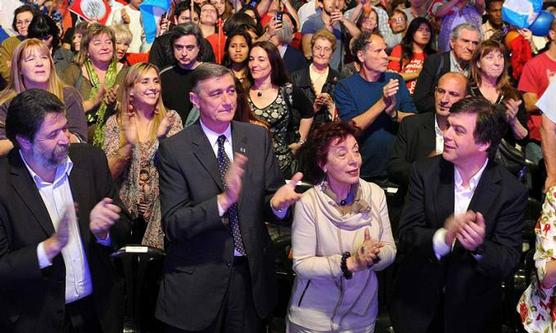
xmin=348 ymin=229 xmax=383 ymax=272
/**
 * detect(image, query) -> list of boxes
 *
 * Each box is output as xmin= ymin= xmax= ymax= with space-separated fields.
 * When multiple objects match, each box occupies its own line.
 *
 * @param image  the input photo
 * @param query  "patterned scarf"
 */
xmin=85 ymin=59 xmax=118 ymax=147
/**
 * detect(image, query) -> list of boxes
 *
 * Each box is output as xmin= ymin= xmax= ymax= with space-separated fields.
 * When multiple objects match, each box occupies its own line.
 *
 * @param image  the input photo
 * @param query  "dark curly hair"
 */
xmin=302 ymin=121 xmax=361 ymax=184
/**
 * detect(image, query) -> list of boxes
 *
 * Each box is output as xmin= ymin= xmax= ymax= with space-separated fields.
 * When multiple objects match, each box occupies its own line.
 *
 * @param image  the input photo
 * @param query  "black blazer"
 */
xmin=0 ymin=144 xmax=131 ymax=333
xmin=390 ymin=156 xmax=528 ymax=333
xmin=388 ymin=112 xmax=436 ymax=189
xmin=283 ymin=45 xmax=307 ymax=74
xmin=155 ymin=121 xmax=286 ymax=331
xmin=413 ymin=51 xmax=451 ymax=114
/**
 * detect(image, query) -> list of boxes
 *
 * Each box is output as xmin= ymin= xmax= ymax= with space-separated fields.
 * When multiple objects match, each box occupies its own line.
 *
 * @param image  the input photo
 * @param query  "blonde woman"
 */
xmin=60 ymin=23 xmax=129 ymax=146
xmin=0 ymin=38 xmax=87 ymax=156
xmin=103 ymin=62 xmax=182 ymax=249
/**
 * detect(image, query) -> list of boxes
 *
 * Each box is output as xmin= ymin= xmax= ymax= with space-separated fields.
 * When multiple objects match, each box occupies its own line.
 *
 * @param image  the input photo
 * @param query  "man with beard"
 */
xmin=0 ymin=89 xmax=130 ymax=333
xmin=413 ymin=23 xmax=481 ymax=113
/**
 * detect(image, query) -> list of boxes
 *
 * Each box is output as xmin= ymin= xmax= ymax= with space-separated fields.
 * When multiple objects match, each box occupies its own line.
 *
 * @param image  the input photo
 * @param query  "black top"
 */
xmin=160 ymin=65 xmax=196 ymax=124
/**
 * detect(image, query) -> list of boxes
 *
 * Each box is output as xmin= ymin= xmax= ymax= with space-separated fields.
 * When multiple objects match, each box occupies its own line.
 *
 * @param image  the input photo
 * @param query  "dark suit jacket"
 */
xmin=390 ymin=156 xmax=528 ymax=333
xmin=283 ymin=45 xmax=307 ymax=74
xmin=388 ymin=112 xmax=436 ymax=189
xmin=155 ymin=121 xmax=285 ymax=331
xmin=0 ymin=144 xmax=130 ymax=333
xmin=413 ymin=51 xmax=451 ymax=114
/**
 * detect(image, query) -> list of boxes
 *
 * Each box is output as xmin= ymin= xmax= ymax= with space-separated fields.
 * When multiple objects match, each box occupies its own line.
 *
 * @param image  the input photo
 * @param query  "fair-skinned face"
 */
xmin=173 ymin=35 xmax=200 ymax=69
xmin=360 ymin=12 xmax=378 ymax=33
xmin=487 ymin=1 xmax=503 ymax=27
xmin=228 ymin=35 xmax=249 ymax=64
xmin=20 ymin=48 xmax=51 ymax=89
xmin=434 ymin=76 xmax=467 ymax=117
xmin=130 ymin=68 xmax=161 ymax=109
xmin=248 ymin=46 xmax=272 ymax=83
xmin=321 ymin=0 xmax=342 ymax=15
xmin=210 ymin=0 xmax=225 ymax=16
xmin=450 ymin=29 xmax=480 ymax=62
xmin=72 ymin=32 xmax=82 ymax=51
xmin=443 ymin=112 xmax=490 ymax=168
xmin=200 ymin=4 xmax=218 ymax=25
xmin=413 ymin=23 xmax=431 ymax=46
xmin=190 ymin=74 xmax=237 ymax=132
xmin=312 ymin=38 xmax=334 ymax=67
xmin=177 ymin=10 xmax=200 ymax=24
xmin=322 ymin=135 xmax=362 ymax=191
xmin=87 ymin=33 xmax=114 ymax=65
xmin=115 ymin=39 xmax=130 ymax=60
xmin=358 ymin=35 xmax=388 ymax=75
xmin=478 ymin=49 xmax=504 ymax=81
xmin=389 ymin=13 xmax=407 ymax=33
xmin=18 ymin=112 xmax=70 ymax=170
xmin=15 ymin=11 xmax=33 ymax=37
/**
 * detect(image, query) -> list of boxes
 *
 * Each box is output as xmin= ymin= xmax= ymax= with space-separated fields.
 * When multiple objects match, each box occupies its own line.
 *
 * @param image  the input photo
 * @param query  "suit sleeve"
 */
xmin=398 ymin=163 xmax=438 ymax=261
xmin=412 ymin=55 xmax=437 ymax=114
xmin=158 ymin=141 xmax=227 ymax=241
xmin=388 ymin=117 xmax=411 ymax=187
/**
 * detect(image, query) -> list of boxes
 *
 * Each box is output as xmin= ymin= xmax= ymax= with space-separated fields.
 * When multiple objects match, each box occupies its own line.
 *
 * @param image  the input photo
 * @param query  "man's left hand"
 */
xmin=456 ymin=211 xmax=486 ymax=251
xmin=271 ymin=172 xmax=304 ymax=212
xmin=90 ymin=197 xmax=121 ymax=240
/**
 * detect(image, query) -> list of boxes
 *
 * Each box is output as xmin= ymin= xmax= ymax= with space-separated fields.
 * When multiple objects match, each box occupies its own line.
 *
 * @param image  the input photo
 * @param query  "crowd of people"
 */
xmin=2 ymin=0 xmax=556 ymax=332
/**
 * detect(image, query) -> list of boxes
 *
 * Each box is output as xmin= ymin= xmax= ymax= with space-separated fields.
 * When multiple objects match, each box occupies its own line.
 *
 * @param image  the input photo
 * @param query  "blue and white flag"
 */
xmin=502 ymin=0 xmax=543 ymax=29
xmin=140 ymin=0 xmax=171 ymax=44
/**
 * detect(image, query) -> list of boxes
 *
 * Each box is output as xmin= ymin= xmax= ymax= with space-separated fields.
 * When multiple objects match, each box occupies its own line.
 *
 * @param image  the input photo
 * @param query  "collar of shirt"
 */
xmin=200 ymin=120 xmax=233 ymax=157
xmin=434 ymin=114 xmax=444 ymax=155
xmin=449 ymin=50 xmax=468 ymax=75
xmin=454 ymin=157 xmax=489 ymax=191
xmin=19 ymin=149 xmax=73 ymax=188
xmin=278 ymin=44 xmax=288 ymax=58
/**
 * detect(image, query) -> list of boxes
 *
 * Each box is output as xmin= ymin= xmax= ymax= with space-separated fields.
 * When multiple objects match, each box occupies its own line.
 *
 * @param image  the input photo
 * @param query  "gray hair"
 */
xmin=190 ymin=63 xmax=234 ymax=93
xmin=450 ymin=23 xmax=482 ymax=42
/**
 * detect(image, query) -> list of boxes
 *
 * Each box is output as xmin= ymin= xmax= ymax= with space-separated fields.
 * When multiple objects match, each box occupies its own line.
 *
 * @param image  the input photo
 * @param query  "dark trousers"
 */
xmin=164 ymin=257 xmax=263 ymax=333
xmin=63 ymin=296 xmax=103 ymax=333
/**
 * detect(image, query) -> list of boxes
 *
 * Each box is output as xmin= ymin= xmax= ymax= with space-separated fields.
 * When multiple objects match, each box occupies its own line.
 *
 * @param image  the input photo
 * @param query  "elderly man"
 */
xmin=390 ymin=97 xmax=528 ymax=333
xmin=388 ymin=72 xmax=468 ymax=191
xmin=334 ymin=31 xmax=416 ymax=185
xmin=155 ymin=63 xmax=302 ymax=332
xmin=413 ymin=23 xmax=480 ymax=113
xmin=0 ymin=89 xmax=130 ymax=333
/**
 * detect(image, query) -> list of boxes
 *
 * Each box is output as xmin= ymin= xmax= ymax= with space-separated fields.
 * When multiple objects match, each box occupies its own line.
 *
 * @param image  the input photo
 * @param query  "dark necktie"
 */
xmin=216 ymin=135 xmax=247 ymax=256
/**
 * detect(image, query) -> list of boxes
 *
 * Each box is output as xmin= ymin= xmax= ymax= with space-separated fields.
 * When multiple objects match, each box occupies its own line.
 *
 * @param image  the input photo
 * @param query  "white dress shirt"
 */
xmin=432 ymin=158 xmax=489 ymax=259
xmin=434 ymin=115 xmax=444 ymax=156
xmin=20 ymin=151 xmax=94 ymax=304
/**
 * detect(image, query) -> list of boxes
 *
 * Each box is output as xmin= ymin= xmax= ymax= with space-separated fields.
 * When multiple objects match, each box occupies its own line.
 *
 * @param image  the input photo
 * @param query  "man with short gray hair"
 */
xmin=413 ymin=23 xmax=481 ymax=113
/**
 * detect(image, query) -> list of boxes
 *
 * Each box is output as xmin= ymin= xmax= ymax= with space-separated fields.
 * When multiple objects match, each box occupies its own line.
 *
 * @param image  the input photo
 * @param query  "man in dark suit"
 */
xmin=390 ymin=97 xmax=528 ymax=333
xmin=388 ymin=72 xmax=468 ymax=191
xmin=155 ymin=63 xmax=302 ymax=332
xmin=412 ymin=23 xmax=480 ymax=113
xmin=0 ymin=89 xmax=130 ymax=333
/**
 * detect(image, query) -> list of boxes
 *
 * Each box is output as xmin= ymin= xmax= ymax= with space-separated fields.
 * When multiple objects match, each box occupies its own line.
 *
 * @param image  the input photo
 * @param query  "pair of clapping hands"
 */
xmin=445 ymin=211 xmax=486 ymax=252
xmin=348 ymin=229 xmax=383 ymax=272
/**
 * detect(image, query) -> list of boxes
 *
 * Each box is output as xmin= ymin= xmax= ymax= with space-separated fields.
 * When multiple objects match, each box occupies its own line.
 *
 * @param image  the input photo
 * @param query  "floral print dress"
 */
xmin=102 ymin=110 xmax=183 ymax=249
xmin=518 ymin=187 xmax=556 ymax=332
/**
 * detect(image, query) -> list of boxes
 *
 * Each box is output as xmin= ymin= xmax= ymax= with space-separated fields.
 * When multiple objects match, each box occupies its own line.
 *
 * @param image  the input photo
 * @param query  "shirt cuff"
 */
xmin=433 ymin=228 xmax=451 ymax=260
xmin=37 ymin=242 xmax=53 ymax=269
xmin=96 ymin=233 xmax=112 ymax=247
xmin=217 ymin=200 xmax=226 ymax=217
xmin=272 ymin=204 xmax=288 ymax=219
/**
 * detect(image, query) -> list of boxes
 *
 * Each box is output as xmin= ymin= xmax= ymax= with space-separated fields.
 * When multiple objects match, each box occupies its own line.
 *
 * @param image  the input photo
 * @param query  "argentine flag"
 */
xmin=502 ymin=0 xmax=543 ymax=28
xmin=140 ymin=0 xmax=171 ymax=44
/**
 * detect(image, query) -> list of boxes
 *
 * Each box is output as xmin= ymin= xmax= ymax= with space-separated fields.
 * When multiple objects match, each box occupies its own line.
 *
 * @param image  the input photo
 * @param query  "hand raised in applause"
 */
xmin=43 ymin=204 xmax=74 ymax=261
xmin=270 ymin=172 xmax=303 ymax=212
xmin=218 ymin=153 xmax=248 ymax=211
xmin=347 ymin=228 xmax=383 ymax=272
xmin=382 ymin=79 xmax=399 ymax=117
xmin=90 ymin=198 xmax=121 ymax=240
xmin=157 ymin=111 xmax=176 ymax=139
xmin=456 ymin=211 xmax=486 ymax=252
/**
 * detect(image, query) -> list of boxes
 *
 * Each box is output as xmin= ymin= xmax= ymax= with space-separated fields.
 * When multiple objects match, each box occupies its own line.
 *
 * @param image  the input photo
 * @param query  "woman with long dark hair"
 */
xmin=223 ymin=29 xmax=252 ymax=90
xmin=247 ymin=40 xmax=313 ymax=178
xmin=388 ymin=17 xmax=436 ymax=95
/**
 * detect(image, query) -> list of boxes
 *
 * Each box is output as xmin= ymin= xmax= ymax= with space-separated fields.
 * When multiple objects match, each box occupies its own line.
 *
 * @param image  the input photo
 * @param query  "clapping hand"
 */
xmin=90 ymin=198 xmax=121 ymax=240
xmin=349 ymin=229 xmax=383 ymax=272
xmin=43 ymin=204 xmax=74 ymax=260
xmin=504 ymin=99 xmax=522 ymax=124
xmin=271 ymin=172 xmax=303 ymax=212
xmin=382 ymin=79 xmax=399 ymax=116
xmin=456 ymin=211 xmax=486 ymax=252
xmin=218 ymin=153 xmax=248 ymax=211
xmin=157 ymin=111 xmax=176 ymax=139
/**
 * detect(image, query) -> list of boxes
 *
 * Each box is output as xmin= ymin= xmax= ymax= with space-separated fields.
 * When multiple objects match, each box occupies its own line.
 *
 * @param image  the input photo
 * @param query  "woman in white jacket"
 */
xmin=287 ymin=121 xmax=396 ymax=333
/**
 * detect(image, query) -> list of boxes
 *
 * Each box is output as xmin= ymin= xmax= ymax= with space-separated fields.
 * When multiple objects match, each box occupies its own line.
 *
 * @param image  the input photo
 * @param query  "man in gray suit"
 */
xmin=155 ymin=63 xmax=302 ymax=333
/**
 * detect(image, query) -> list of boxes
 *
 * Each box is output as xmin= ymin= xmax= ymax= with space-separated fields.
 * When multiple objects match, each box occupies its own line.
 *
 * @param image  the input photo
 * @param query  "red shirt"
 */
xmin=518 ymin=52 xmax=556 ymax=141
xmin=388 ymin=44 xmax=426 ymax=95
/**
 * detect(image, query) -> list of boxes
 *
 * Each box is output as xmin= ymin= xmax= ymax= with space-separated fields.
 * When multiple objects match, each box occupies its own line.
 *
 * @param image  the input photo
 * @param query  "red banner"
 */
xmin=69 ymin=0 xmax=112 ymax=25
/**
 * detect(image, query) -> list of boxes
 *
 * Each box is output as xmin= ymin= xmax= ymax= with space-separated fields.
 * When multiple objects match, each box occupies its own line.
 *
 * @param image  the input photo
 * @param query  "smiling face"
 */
xmin=130 ymin=67 xmax=161 ymax=109
xmin=442 ymin=111 xmax=489 ymax=167
xmin=115 ymin=39 xmax=130 ymax=60
xmin=19 ymin=46 xmax=51 ymax=89
xmin=190 ymin=73 xmax=237 ymax=132
xmin=322 ymin=135 xmax=362 ymax=189
xmin=450 ymin=28 xmax=480 ymax=62
xmin=360 ymin=10 xmax=378 ymax=33
xmin=228 ymin=34 xmax=249 ymax=64
xmin=248 ymin=46 xmax=272 ymax=82
xmin=87 ymin=33 xmax=114 ymax=64
xmin=477 ymin=49 xmax=504 ymax=81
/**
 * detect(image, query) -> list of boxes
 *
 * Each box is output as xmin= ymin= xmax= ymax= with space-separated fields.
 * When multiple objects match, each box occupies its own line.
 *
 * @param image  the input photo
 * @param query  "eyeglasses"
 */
xmin=390 ymin=16 xmax=406 ymax=22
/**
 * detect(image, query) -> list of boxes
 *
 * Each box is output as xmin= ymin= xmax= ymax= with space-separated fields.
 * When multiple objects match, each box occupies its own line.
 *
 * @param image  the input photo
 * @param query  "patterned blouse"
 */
xmin=102 ymin=110 xmax=183 ymax=249
xmin=518 ymin=187 xmax=556 ymax=332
